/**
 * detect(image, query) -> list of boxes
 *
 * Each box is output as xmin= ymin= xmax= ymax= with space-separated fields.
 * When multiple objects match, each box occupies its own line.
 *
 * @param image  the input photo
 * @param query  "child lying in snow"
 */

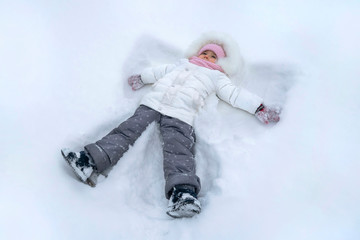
xmin=61 ymin=32 xmax=280 ymax=218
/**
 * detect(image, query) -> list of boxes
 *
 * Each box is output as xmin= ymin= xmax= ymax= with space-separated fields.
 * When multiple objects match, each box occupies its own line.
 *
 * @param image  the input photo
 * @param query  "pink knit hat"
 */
xmin=198 ymin=43 xmax=226 ymax=58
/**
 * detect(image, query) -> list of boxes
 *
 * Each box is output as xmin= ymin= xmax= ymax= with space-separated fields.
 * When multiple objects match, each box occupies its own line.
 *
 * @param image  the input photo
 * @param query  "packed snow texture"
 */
xmin=1 ymin=0 xmax=360 ymax=239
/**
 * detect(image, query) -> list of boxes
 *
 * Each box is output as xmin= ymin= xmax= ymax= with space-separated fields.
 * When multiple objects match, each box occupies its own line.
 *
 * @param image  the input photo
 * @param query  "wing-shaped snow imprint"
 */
xmin=121 ymin=34 xmax=183 ymax=101
xmin=244 ymin=63 xmax=298 ymax=108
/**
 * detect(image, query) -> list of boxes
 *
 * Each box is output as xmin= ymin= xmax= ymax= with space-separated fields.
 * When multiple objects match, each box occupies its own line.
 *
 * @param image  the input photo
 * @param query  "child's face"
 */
xmin=198 ymin=50 xmax=217 ymax=63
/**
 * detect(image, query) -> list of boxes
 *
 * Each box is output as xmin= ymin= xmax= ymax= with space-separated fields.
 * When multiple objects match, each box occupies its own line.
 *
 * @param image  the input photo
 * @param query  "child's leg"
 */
xmin=85 ymin=105 xmax=161 ymax=173
xmin=159 ymin=116 xmax=201 ymax=199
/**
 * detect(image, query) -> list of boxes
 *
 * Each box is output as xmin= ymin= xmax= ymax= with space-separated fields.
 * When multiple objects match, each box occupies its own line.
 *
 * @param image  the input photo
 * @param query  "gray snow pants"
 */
xmin=85 ymin=105 xmax=201 ymax=199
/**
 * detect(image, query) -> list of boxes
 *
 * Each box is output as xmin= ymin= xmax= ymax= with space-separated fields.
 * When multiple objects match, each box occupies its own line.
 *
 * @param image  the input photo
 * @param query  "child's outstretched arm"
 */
xmin=215 ymin=74 xmax=263 ymax=114
xmin=215 ymin=73 xmax=280 ymax=124
xmin=127 ymin=63 xmax=177 ymax=91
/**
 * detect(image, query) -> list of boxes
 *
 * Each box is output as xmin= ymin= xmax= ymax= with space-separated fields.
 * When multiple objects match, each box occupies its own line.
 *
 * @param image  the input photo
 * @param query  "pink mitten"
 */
xmin=127 ymin=74 xmax=144 ymax=91
xmin=255 ymin=104 xmax=281 ymax=124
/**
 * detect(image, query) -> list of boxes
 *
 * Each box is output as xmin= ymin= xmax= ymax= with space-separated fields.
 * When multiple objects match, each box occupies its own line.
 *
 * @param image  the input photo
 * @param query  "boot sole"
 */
xmin=61 ymin=149 xmax=97 ymax=187
xmin=166 ymin=200 xmax=201 ymax=218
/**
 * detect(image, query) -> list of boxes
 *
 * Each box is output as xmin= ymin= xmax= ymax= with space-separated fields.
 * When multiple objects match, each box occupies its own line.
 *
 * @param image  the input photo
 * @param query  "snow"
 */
xmin=1 ymin=0 xmax=360 ymax=239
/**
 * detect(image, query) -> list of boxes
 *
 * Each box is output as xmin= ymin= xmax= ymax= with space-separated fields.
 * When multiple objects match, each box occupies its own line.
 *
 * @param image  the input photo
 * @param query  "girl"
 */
xmin=61 ymin=32 xmax=280 ymax=218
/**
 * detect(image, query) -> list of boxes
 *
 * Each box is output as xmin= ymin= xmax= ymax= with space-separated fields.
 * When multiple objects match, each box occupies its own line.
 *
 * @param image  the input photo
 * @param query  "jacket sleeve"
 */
xmin=140 ymin=63 xmax=177 ymax=84
xmin=215 ymin=73 xmax=263 ymax=114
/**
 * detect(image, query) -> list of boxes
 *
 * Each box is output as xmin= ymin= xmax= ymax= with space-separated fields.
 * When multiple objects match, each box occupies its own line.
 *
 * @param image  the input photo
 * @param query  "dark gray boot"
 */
xmin=166 ymin=185 xmax=201 ymax=218
xmin=61 ymin=148 xmax=99 ymax=187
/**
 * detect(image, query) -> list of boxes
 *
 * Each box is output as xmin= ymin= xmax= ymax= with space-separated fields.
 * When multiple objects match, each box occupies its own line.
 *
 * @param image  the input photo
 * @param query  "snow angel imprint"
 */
xmin=61 ymin=32 xmax=281 ymax=218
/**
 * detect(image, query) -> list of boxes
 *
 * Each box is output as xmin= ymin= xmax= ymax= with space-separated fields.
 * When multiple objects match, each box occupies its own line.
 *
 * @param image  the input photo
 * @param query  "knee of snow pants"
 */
xmin=85 ymin=105 xmax=161 ymax=173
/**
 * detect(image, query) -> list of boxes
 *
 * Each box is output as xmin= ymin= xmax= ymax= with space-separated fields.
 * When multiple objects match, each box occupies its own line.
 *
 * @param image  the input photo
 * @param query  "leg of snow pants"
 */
xmin=85 ymin=105 xmax=161 ymax=173
xmin=160 ymin=116 xmax=201 ymax=199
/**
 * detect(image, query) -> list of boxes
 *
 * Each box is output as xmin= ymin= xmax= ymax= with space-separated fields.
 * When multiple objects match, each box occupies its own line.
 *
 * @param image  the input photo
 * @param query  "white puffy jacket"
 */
xmin=140 ymin=59 xmax=263 ymax=126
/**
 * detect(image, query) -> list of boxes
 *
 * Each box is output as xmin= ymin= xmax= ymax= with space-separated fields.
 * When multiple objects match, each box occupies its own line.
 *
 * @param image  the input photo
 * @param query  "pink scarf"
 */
xmin=189 ymin=56 xmax=225 ymax=73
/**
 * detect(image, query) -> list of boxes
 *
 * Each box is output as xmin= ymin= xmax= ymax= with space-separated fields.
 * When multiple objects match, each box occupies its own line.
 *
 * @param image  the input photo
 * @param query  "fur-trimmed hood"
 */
xmin=185 ymin=32 xmax=244 ymax=77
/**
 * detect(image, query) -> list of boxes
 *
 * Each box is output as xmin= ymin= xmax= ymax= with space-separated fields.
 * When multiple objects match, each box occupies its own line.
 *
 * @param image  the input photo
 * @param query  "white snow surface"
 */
xmin=1 ymin=0 xmax=360 ymax=239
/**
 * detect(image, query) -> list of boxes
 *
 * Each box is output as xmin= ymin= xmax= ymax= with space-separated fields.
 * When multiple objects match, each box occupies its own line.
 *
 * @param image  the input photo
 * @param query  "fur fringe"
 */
xmin=185 ymin=31 xmax=244 ymax=77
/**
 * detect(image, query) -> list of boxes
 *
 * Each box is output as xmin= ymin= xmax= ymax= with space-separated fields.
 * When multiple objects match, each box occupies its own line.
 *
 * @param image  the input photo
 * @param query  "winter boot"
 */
xmin=61 ymin=148 xmax=98 ymax=187
xmin=166 ymin=184 xmax=201 ymax=218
